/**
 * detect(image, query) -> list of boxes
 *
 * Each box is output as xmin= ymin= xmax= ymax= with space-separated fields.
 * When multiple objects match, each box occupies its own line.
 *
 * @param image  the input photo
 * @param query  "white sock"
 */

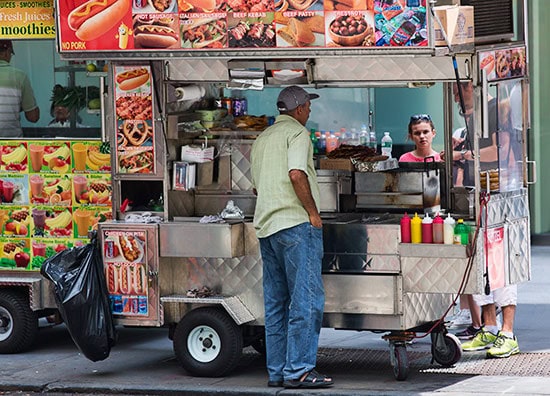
xmin=501 ymin=331 xmax=514 ymax=338
xmin=484 ymin=325 xmax=498 ymax=334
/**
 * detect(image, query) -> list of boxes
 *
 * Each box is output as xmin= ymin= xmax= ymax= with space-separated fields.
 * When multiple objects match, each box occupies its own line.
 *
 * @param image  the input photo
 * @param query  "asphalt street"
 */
xmin=0 ymin=245 xmax=549 ymax=396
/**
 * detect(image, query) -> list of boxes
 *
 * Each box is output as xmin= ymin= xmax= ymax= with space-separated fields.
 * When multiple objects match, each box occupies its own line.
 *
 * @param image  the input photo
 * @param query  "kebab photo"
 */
xmin=228 ymin=16 xmax=276 ymax=48
xmin=181 ymin=17 xmax=227 ymax=49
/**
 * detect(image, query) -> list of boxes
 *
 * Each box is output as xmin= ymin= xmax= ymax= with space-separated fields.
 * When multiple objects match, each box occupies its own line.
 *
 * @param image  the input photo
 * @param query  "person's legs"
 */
xmin=461 ymin=293 xmax=498 ymax=351
xmin=468 ymin=294 xmax=482 ymax=328
xmin=260 ymin=234 xmax=290 ymax=384
xmin=282 ymin=223 xmax=325 ymax=380
xmin=487 ymin=285 xmax=519 ymax=358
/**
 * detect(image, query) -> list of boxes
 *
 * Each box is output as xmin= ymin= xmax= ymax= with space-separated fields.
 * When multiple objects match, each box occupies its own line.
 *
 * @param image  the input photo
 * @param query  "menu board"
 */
xmin=56 ymin=0 xmax=428 ymax=52
xmin=0 ymin=140 xmax=113 ymax=271
xmin=479 ymin=46 xmax=527 ymax=82
xmin=114 ymin=64 xmax=156 ymax=174
xmin=103 ymin=229 xmax=149 ymax=317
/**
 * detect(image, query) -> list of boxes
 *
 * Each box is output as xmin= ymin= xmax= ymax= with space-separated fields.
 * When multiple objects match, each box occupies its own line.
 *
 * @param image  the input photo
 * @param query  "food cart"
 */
xmin=0 ymin=0 xmax=532 ymax=382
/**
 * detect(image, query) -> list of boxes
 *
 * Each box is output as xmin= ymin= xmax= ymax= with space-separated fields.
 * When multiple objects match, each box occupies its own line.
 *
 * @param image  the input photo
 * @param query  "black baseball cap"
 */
xmin=277 ymin=86 xmax=319 ymax=112
xmin=0 ymin=40 xmax=14 ymax=55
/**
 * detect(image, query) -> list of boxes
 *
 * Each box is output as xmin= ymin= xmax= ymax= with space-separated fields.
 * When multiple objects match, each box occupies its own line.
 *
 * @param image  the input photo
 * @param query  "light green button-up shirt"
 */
xmin=251 ymin=114 xmax=320 ymax=238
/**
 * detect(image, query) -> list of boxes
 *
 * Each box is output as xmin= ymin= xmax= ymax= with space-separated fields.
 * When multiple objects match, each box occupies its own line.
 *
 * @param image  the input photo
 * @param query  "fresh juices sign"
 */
xmin=0 ymin=140 xmax=113 ymax=271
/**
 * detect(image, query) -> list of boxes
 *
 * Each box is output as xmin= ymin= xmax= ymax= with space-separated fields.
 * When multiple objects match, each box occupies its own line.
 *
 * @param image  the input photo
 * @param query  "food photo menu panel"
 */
xmin=0 ymin=140 xmax=113 ymax=271
xmin=56 ymin=0 xmax=428 ymax=52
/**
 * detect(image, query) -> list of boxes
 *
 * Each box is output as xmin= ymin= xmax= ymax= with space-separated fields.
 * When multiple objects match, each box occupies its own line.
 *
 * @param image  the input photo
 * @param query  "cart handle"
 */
xmin=526 ymin=157 xmax=537 ymax=185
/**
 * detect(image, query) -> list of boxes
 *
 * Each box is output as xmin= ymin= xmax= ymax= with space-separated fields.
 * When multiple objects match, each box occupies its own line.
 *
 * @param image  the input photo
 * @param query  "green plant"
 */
xmin=50 ymin=84 xmax=100 ymax=113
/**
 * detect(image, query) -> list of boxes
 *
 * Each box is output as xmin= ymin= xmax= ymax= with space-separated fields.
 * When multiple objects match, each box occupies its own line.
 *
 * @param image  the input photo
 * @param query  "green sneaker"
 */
xmin=461 ymin=328 xmax=498 ymax=351
xmin=487 ymin=332 xmax=520 ymax=358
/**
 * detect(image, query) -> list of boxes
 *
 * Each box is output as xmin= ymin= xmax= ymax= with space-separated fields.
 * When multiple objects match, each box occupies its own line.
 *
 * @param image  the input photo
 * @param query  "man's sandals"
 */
xmin=283 ymin=369 xmax=334 ymax=388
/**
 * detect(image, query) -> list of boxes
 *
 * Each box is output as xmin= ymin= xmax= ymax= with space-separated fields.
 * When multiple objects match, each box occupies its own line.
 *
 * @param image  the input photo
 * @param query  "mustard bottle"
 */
xmin=411 ymin=212 xmax=422 ymax=244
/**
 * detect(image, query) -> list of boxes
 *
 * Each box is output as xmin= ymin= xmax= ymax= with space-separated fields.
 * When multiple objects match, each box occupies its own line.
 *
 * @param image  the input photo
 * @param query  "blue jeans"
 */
xmin=259 ymin=222 xmax=325 ymax=382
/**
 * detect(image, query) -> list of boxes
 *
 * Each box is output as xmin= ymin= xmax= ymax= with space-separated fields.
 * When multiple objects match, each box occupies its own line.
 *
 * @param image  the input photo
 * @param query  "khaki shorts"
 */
xmin=474 ymin=284 xmax=517 ymax=307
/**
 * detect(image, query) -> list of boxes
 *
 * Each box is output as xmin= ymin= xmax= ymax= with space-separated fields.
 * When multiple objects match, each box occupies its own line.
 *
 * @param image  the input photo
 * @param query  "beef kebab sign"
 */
xmin=55 ymin=0 xmax=429 ymax=52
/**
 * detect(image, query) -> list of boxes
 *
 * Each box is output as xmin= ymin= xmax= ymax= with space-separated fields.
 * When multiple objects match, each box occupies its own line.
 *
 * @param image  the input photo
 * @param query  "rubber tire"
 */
xmin=173 ymin=307 xmax=243 ymax=377
xmin=432 ymin=333 xmax=462 ymax=367
xmin=392 ymin=344 xmax=409 ymax=381
xmin=0 ymin=290 xmax=38 ymax=353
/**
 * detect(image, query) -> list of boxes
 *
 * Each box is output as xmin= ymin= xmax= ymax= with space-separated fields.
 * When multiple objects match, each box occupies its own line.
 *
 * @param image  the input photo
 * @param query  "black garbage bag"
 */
xmin=41 ymin=231 xmax=116 ymax=361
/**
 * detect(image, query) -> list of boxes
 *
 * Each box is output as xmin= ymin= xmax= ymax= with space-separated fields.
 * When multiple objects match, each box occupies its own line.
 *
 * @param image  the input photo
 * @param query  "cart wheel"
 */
xmin=0 ymin=290 xmax=38 ymax=353
xmin=390 ymin=343 xmax=409 ymax=381
xmin=431 ymin=333 xmax=462 ymax=367
xmin=173 ymin=307 xmax=243 ymax=377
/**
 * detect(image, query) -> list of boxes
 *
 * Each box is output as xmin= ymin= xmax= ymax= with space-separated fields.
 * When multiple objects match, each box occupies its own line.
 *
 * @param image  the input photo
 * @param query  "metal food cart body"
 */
xmin=0 ymin=0 xmax=532 ymax=382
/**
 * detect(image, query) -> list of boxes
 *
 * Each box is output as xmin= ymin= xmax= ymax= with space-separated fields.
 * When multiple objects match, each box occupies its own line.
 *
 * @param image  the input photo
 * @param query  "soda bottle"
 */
xmin=443 ymin=213 xmax=455 ymax=244
xmin=400 ymin=212 xmax=411 ymax=243
xmin=360 ymin=125 xmax=369 ymax=146
xmin=369 ymin=130 xmax=377 ymax=152
xmin=381 ymin=131 xmax=393 ymax=158
xmin=310 ymin=129 xmax=318 ymax=154
xmin=432 ymin=213 xmax=444 ymax=244
xmin=390 ymin=20 xmax=417 ymax=46
xmin=411 ymin=212 xmax=422 ymax=244
xmin=453 ymin=219 xmax=469 ymax=245
xmin=421 ymin=213 xmax=433 ymax=243
xmin=326 ymin=131 xmax=338 ymax=153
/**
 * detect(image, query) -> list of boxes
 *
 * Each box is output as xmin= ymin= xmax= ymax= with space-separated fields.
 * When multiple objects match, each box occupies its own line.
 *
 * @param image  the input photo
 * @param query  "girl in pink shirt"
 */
xmin=398 ymin=114 xmax=442 ymax=162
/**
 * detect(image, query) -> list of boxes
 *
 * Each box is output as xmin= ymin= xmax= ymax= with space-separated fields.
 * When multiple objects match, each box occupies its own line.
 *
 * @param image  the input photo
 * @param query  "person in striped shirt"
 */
xmin=0 ymin=40 xmax=39 ymax=138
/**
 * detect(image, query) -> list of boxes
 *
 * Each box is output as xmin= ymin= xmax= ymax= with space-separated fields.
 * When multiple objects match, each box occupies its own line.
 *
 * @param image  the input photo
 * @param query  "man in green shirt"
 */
xmin=251 ymin=86 xmax=333 ymax=389
xmin=0 ymin=40 xmax=40 ymax=138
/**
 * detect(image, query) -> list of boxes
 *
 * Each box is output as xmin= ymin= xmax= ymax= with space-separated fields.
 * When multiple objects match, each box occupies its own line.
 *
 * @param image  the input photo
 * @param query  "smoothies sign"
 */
xmin=0 ymin=1 xmax=56 ymax=39
xmin=114 ymin=64 xmax=156 ymax=174
xmin=103 ymin=230 xmax=149 ymax=317
xmin=56 ymin=0 xmax=428 ymax=52
xmin=0 ymin=140 xmax=113 ymax=271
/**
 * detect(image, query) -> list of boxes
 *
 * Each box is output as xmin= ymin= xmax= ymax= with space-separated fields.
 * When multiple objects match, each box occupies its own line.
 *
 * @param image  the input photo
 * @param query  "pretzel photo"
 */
xmin=121 ymin=120 xmax=152 ymax=147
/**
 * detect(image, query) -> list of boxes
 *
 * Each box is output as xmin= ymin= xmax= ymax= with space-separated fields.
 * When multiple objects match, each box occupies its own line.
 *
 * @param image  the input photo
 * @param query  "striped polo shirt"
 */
xmin=0 ymin=60 xmax=38 ymax=137
xmin=251 ymin=114 xmax=320 ymax=238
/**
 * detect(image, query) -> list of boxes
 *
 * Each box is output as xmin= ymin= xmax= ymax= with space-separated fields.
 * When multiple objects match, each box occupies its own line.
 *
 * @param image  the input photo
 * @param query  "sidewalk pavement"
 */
xmin=0 ymin=245 xmax=549 ymax=396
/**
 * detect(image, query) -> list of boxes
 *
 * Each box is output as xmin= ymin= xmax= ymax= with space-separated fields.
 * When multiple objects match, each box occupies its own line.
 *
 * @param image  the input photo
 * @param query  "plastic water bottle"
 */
xmin=443 ymin=213 xmax=455 ymax=244
xmin=369 ymin=130 xmax=377 ymax=152
xmin=400 ymin=212 xmax=411 ymax=243
xmin=381 ymin=131 xmax=393 ymax=158
xmin=359 ymin=125 xmax=369 ymax=146
xmin=432 ymin=213 xmax=444 ymax=244
xmin=350 ymin=128 xmax=359 ymax=145
xmin=421 ymin=213 xmax=433 ymax=243
xmin=453 ymin=219 xmax=469 ymax=245
xmin=411 ymin=212 xmax=422 ymax=244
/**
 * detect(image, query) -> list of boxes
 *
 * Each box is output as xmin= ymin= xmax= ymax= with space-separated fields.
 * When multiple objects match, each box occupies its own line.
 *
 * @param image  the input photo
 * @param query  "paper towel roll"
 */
xmin=175 ymin=85 xmax=205 ymax=101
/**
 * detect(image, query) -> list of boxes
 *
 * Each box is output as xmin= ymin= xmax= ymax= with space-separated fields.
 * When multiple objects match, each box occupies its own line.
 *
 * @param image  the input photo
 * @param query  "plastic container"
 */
xmin=369 ymin=130 xmax=377 ymax=152
xmin=432 ymin=213 xmax=444 ymax=244
xmin=443 ymin=213 xmax=455 ymax=244
xmin=381 ymin=131 xmax=393 ymax=158
xmin=453 ymin=219 xmax=469 ymax=245
xmin=400 ymin=212 xmax=411 ymax=243
xmin=411 ymin=212 xmax=422 ymax=244
xmin=421 ymin=213 xmax=433 ymax=243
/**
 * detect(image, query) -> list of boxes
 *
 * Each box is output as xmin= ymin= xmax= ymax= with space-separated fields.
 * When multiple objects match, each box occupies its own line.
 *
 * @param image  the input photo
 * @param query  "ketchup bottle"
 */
xmin=432 ymin=213 xmax=444 ymax=244
xmin=411 ymin=213 xmax=422 ymax=244
xmin=400 ymin=212 xmax=411 ymax=243
xmin=421 ymin=212 xmax=433 ymax=243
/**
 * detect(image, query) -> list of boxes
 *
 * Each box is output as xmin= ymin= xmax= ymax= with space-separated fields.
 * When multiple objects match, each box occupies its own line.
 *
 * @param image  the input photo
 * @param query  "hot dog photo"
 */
xmin=60 ymin=0 xmax=133 ymax=49
xmin=116 ymin=67 xmax=151 ymax=91
xmin=133 ymin=14 xmax=180 ymax=49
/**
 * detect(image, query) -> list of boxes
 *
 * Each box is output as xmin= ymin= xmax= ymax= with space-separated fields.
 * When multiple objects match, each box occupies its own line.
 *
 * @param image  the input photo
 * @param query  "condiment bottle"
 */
xmin=400 ymin=212 xmax=411 ymax=243
xmin=411 ymin=212 xmax=422 ymax=244
xmin=453 ymin=219 xmax=469 ymax=245
xmin=421 ymin=213 xmax=433 ymax=243
xmin=432 ymin=213 xmax=444 ymax=244
xmin=443 ymin=213 xmax=455 ymax=244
